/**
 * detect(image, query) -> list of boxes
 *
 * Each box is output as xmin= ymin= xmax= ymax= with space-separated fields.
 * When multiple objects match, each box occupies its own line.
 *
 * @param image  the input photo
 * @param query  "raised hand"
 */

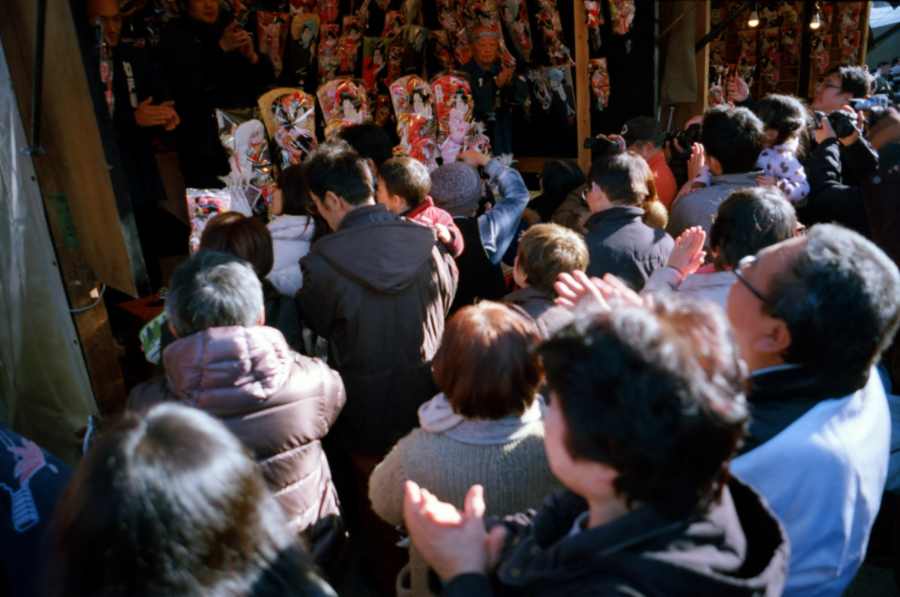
xmin=403 ymin=481 xmax=496 ymax=581
xmin=687 ymin=142 xmax=706 ymax=182
xmin=667 ymin=226 xmax=707 ymax=276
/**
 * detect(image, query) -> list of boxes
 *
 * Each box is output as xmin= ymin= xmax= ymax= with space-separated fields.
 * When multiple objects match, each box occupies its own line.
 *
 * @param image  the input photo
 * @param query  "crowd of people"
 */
xmin=7 ymin=1 xmax=900 ymax=595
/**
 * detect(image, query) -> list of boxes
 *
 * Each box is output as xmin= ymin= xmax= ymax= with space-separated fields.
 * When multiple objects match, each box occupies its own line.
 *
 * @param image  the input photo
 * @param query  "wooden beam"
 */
xmin=573 ymin=0 xmax=592 ymax=175
xmin=515 ymin=156 xmax=550 ymax=174
xmin=0 ymin=0 xmax=127 ymax=416
xmin=858 ymin=1 xmax=871 ymax=66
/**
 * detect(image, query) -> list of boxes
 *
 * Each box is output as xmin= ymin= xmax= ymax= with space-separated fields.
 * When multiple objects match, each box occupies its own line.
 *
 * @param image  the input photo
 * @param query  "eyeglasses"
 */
xmin=817 ymin=81 xmax=842 ymax=91
xmin=734 ymin=255 xmax=779 ymax=313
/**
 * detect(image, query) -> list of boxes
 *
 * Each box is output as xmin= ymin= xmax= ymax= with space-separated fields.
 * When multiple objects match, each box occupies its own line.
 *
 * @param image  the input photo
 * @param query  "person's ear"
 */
xmin=323 ymin=190 xmax=341 ymax=211
xmin=707 ymin=155 xmax=723 ymax=175
xmin=753 ymin=319 xmax=792 ymax=356
xmin=168 ymin=320 xmax=180 ymax=339
xmin=258 ymin=305 xmax=266 ymax=326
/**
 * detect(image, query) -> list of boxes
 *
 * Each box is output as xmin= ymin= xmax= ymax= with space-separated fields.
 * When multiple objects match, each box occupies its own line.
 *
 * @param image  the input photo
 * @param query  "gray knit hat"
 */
xmin=429 ymin=162 xmax=482 ymax=216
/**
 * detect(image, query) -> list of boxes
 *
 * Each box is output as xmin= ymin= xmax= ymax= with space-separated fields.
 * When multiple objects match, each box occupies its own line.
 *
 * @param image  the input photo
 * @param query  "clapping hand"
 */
xmin=667 ymin=226 xmax=707 ymax=276
xmin=554 ymin=270 xmax=645 ymax=311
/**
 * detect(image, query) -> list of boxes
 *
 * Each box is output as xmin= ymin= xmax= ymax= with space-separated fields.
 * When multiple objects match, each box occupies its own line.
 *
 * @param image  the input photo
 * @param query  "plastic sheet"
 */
xmin=0 ymin=42 xmax=97 ymax=466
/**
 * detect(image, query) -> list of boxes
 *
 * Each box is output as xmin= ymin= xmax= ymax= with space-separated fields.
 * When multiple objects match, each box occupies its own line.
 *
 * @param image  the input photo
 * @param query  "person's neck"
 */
xmin=475 ymin=59 xmax=494 ymax=71
xmin=586 ymin=494 xmax=632 ymax=529
xmin=745 ymin=351 xmax=786 ymax=374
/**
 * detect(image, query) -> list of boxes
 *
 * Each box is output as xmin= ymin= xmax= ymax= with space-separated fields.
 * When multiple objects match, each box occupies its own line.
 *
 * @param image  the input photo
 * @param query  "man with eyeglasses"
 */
xmin=726 ymin=223 xmax=900 ymax=597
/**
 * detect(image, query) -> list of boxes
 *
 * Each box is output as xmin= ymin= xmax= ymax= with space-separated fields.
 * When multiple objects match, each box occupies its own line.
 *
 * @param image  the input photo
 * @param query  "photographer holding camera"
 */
xmin=731 ymin=65 xmax=877 ymax=236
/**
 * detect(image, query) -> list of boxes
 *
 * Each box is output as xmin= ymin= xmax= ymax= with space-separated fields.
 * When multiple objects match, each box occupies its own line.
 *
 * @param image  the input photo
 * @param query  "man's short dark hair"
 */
xmin=878 ymin=61 xmax=890 ymax=68
xmin=709 ymin=187 xmax=797 ymax=271
xmin=433 ymin=302 xmax=543 ymax=419
xmin=165 ymin=249 xmax=263 ymax=338
xmin=701 ymin=105 xmax=763 ymax=174
xmin=540 ymin=158 xmax=584 ymax=202
xmin=379 ymin=157 xmax=431 ymax=208
xmin=587 ymin=151 xmax=652 ymax=206
xmin=517 ymin=223 xmax=589 ymax=297
xmin=824 ymin=64 xmax=872 ymax=98
xmin=303 ymin=142 xmax=373 ymax=206
xmin=765 ymin=224 xmax=900 ymax=378
xmin=339 ymin=123 xmax=394 ymax=168
xmin=539 ymin=297 xmax=748 ymax=518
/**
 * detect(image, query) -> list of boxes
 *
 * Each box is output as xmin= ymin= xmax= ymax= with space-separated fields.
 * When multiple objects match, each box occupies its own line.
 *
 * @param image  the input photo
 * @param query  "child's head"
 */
xmin=430 ymin=162 xmax=483 ymax=217
xmin=756 ymin=94 xmax=811 ymax=148
xmin=700 ymin=105 xmax=763 ymax=175
xmin=377 ymin=157 xmax=431 ymax=213
xmin=514 ymin=223 xmax=589 ymax=297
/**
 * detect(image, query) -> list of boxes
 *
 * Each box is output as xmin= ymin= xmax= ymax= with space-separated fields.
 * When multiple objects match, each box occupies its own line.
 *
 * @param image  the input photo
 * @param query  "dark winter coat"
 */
xmin=584 ymin=206 xmax=674 ymax=291
xmin=296 ymin=204 xmax=458 ymax=454
xmin=441 ymin=478 xmax=789 ymax=597
xmin=110 ymin=43 xmax=171 ymax=206
xmin=155 ymin=13 xmax=275 ymax=179
xmin=128 ymin=325 xmax=347 ymax=571
xmin=502 ymin=286 xmax=572 ymax=339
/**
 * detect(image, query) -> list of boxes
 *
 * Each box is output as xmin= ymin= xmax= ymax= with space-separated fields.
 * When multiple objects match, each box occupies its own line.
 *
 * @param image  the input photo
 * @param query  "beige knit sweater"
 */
xmin=369 ymin=425 xmax=561 ymax=597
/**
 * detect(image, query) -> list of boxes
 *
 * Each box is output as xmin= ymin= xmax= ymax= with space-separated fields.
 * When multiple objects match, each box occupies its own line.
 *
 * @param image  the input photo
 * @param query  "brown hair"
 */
xmin=379 ymin=156 xmax=431 ymax=209
xmin=640 ymin=172 xmax=668 ymax=229
xmin=199 ymin=212 xmax=274 ymax=278
xmin=516 ymin=224 xmax=589 ymax=298
xmin=432 ymin=302 xmax=543 ymax=419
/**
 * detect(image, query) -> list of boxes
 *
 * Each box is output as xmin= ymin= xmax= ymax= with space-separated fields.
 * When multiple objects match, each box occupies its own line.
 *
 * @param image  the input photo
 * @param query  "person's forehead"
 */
xmin=88 ymin=0 xmax=120 ymax=17
xmin=753 ymin=235 xmax=807 ymax=282
xmin=825 ymin=73 xmax=843 ymax=87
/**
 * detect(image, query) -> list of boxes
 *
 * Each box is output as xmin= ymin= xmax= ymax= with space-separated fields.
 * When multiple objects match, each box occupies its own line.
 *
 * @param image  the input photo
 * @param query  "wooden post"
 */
xmin=858 ymin=1 xmax=871 ymax=67
xmin=670 ymin=1 xmax=710 ymax=131
xmin=573 ymin=0 xmax=592 ymax=175
xmin=0 ymin=0 xmax=127 ymax=415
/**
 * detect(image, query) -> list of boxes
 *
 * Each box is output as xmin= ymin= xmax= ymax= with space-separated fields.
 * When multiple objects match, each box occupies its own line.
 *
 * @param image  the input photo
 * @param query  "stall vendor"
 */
xmin=458 ymin=26 xmax=528 ymax=155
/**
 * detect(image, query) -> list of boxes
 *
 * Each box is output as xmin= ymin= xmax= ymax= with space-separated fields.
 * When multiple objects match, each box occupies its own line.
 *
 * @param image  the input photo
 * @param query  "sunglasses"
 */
xmin=734 ymin=255 xmax=779 ymax=314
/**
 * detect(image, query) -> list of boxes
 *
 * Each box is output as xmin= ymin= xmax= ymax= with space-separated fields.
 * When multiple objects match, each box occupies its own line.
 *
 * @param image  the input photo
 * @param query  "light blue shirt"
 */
xmin=478 ymin=159 xmax=530 ymax=264
xmin=732 ymin=367 xmax=890 ymax=597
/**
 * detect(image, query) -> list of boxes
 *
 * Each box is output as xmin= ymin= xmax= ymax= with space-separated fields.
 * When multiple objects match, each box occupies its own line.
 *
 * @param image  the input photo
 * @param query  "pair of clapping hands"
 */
xmin=403 ymin=228 xmax=709 ymax=582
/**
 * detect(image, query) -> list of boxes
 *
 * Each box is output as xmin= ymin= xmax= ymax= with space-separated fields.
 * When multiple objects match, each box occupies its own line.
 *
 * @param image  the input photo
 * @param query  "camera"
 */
xmin=812 ymin=109 xmax=857 ymax=138
xmin=583 ymin=134 xmax=622 ymax=153
xmin=664 ymin=123 xmax=702 ymax=158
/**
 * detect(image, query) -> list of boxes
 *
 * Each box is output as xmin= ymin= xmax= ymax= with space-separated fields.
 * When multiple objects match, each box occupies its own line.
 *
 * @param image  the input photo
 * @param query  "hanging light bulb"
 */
xmin=748 ymin=3 xmax=760 ymax=28
xmin=810 ymin=5 xmax=821 ymax=29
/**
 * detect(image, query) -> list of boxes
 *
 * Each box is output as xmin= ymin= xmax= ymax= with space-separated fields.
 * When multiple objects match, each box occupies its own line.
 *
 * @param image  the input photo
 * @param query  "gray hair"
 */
xmin=165 ymin=249 xmax=264 ymax=338
xmin=766 ymin=224 xmax=900 ymax=377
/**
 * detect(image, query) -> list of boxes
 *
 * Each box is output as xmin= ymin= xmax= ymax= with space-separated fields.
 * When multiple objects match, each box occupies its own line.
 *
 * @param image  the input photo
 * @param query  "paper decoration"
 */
xmin=287 ymin=14 xmax=320 ymax=88
xmin=317 ymin=78 xmax=369 ymax=141
xmin=710 ymin=40 xmax=726 ymax=66
xmin=402 ymin=25 xmax=429 ymax=74
xmin=781 ymin=25 xmax=801 ymax=66
xmin=738 ymin=56 xmax=757 ymax=83
xmin=760 ymin=27 xmax=779 ymax=59
xmin=761 ymin=54 xmax=780 ymax=89
xmin=500 ymin=0 xmax=533 ymax=62
xmin=390 ymin=75 xmax=438 ymax=170
xmin=738 ymin=30 xmax=757 ymax=59
xmin=187 ymin=189 xmax=235 ymax=253
xmin=383 ymin=10 xmax=405 ymax=37
xmin=318 ymin=23 xmax=341 ymax=82
xmin=289 ymin=0 xmax=317 ymax=13
xmin=429 ymin=30 xmax=457 ymax=72
xmin=258 ymin=88 xmax=318 ymax=169
xmin=840 ymin=32 xmax=860 ymax=64
xmin=810 ymin=31 xmax=832 ymax=75
xmin=584 ymin=0 xmax=603 ymax=50
xmin=837 ymin=2 xmax=862 ymax=32
xmin=362 ymin=37 xmax=388 ymax=90
xmin=258 ymin=12 xmax=290 ymax=78
xmin=216 ymin=108 xmax=274 ymax=189
xmin=609 ymin=0 xmax=636 ymax=35
xmin=708 ymin=65 xmax=730 ymax=107
xmin=432 ymin=72 xmax=474 ymax=164
xmin=314 ymin=0 xmax=339 ymax=24
xmin=337 ymin=15 xmax=363 ymax=75
xmin=588 ymin=58 xmax=610 ymax=111
xmin=535 ymin=0 xmax=574 ymax=66
xmin=777 ymin=2 xmax=802 ymax=25
xmin=759 ymin=4 xmax=779 ymax=28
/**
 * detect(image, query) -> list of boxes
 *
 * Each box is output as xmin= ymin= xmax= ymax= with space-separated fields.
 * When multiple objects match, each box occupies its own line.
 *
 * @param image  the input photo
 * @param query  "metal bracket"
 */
xmin=25 ymin=0 xmax=48 ymax=156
